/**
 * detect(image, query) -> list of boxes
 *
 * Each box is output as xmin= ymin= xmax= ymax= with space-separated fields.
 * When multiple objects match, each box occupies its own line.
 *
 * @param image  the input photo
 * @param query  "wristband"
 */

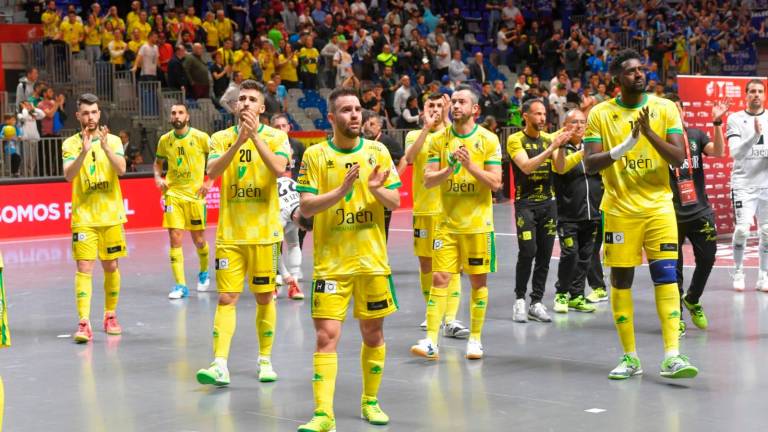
xmin=713 ymin=119 xmax=723 ymax=126
xmin=609 ymin=134 xmax=639 ymax=160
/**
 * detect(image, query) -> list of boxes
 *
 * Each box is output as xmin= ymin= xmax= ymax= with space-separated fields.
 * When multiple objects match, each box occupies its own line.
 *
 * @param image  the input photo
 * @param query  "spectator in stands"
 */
xmin=60 ymin=10 xmax=85 ymax=58
xmin=157 ymin=32 xmax=173 ymax=83
xmin=17 ymin=101 xmax=45 ymax=177
xmin=469 ymin=52 xmax=487 ymax=83
xmin=320 ymin=34 xmax=340 ymax=88
xmin=215 ymin=9 xmax=236 ymax=47
xmin=233 ymin=39 xmax=256 ymax=80
xmin=37 ymin=87 xmax=64 ymax=137
xmin=203 ymin=12 xmax=219 ymax=52
xmin=129 ymin=10 xmax=151 ymax=43
xmin=299 ymin=35 xmax=320 ymax=90
xmin=220 ymin=71 xmax=243 ymax=114
xmin=333 ymin=36 xmax=353 ymax=87
xmin=271 ymin=113 xmax=304 ymax=179
xmin=211 ymin=51 xmax=231 ymax=103
xmin=277 ymin=44 xmax=300 ymax=89
xmin=647 ymin=61 xmax=660 ymax=83
xmin=272 ymin=75 xmax=289 ymax=112
xmin=15 ymin=68 xmax=38 ymax=108
xmin=132 ymin=31 xmax=160 ymax=82
xmin=491 ymin=80 xmax=511 ymax=124
xmin=126 ymin=1 xmax=142 ymax=30
xmin=448 ymin=50 xmax=468 ymax=83
xmin=434 ymin=33 xmax=451 ymax=79
xmin=376 ymin=43 xmax=398 ymax=71
xmin=263 ymin=80 xmax=282 ymax=119
xmin=108 ymin=30 xmax=127 ymax=70
xmin=398 ymin=95 xmax=421 ymax=129
xmin=549 ymin=83 xmax=567 ymax=128
xmin=183 ymin=43 xmax=212 ymax=100
xmin=511 ymin=86 xmax=524 ymax=107
xmin=105 ymin=6 xmax=125 ymax=33
xmin=486 ymin=0 xmax=504 ymax=40
xmin=84 ymin=14 xmax=102 ymax=64
xmin=362 ymin=109 xmax=403 ymax=238
xmin=2 ymin=114 xmax=21 ymax=177
xmin=167 ymin=45 xmax=189 ymax=92
xmin=393 ymin=75 xmax=413 ymax=119
xmin=119 ymin=129 xmax=142 ymax=173
xmin=479 ymin=82 xmax=494 ymax=119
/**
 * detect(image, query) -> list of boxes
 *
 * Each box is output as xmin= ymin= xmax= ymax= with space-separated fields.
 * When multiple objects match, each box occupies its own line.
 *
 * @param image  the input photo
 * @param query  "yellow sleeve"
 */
xmin=554 ymin=150 xmax=583 ymax=174
xmin=62 ymin=137 xmax=80 ymax=162
xmin=296 ymin=148 xmax=318 ymax=194
xmin=380 ymin=149 xmax=402 ymax=190
xmin=155 ymin=134 xmax=168 ymax=160
xmin=584 ymin=108 xmax=603 ymax=146
xmin=426 ymin=133 xmax=441 ymax=164
xmin=198 ymin=131 xmax=211 ymax=156
xmin=664 ymin=100 xmax=684 ymax=138
xmin=404 ymin=131 xmax=418 ymax=150
xmin=506 ymin=133 xmax=524 ymax=159
xmin=109 ymin=135 xmax=124 ymax=157
xmin=208 ymin=133 xmax=225 ymax=160
xmin=485 ymin=133 xmax=502 ymax=165
xmin=270 ymin=130 xmax=291 ymax=161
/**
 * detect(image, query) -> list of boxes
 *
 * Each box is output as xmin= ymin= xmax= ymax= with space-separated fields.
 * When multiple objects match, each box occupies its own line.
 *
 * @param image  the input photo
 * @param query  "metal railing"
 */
xmin=1 ymin=137 xmax=64 ymax=178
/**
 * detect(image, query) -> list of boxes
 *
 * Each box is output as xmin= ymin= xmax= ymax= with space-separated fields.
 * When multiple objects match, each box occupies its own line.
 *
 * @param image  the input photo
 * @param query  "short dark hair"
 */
xmin=239 ymin=79 xmax=263 ymax=92
xmin=327 ymin=87 xmax=359 ymax=114
xmin=664 ymin=93 xmax=681 ymax=103
xmin=77 ymin=93 xmax=99 ymax=109
xmin=522 ymin=99 xmax=545 ymax=114
xmin=170 ymin=101 xmax=188 ymax=111
xmin=270 ymin=113 xmax=290 ymax=124
xmin=746 ymin=79 xmax=765 ymax=93
xmin=609 ymin=48 xmax=642 ymax=77
xmin=427 ymin=92 xmax=444 ymax=101
xmin=361 ymin=109 xmax=379 ymax=124
xmin=453 ymin=84 xmax=480 ymax=104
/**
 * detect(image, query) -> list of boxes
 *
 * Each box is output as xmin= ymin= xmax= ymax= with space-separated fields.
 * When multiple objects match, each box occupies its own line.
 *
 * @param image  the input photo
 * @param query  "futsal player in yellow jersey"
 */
xmin=0 ymin=251 xmax=5 ymax=431
xmin=62 ymin=93 xmax=127 ymax=344
xmin=583 ymin=49 xmax=698 ymax=379
xmin=195 ymin=80 xmax=289 ymax=386
xmin=296 ymin=88 xmax=401 ymax=431
xmin=404 ymin=93 xmax=467 ymax=338
xmin=411 ymin=85 xmax=502 ymax=361
xmin=154 ymin=103 xmax=213 ymax=300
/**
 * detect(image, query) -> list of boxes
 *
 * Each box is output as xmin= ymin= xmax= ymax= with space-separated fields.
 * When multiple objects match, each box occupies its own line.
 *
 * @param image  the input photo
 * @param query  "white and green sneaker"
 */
xmin=586 ymin=287 xmax=608 ymax=303
xmin=608 ymin=354 xmax=643 ymax=380
xmin=660 ymin=355 xmax=698 ymax=379
xmin=361 ymin=398 xmax=390 ymax=425
xmin=298 ymin=411 xmax=336 ymax=432
xmin=196 ymin=362 xmax=230 ymax=386
xmin=568 ymin=295 xmax=596 ymax=313
xmin=553 ymin=293 xmax=569 ymax=313
xmin=258 ymin=357 xmax=278 ymax=382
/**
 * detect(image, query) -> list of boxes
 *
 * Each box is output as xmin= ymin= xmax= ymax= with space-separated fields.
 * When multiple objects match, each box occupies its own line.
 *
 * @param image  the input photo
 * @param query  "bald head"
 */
xmin=564 ymin=109 xmax=587 ymax=141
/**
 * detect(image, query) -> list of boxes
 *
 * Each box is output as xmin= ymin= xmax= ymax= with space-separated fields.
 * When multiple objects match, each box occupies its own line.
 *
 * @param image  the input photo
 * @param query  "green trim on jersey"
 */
xmin=328 ymin=137 xmax=363 ymax=154
xmin=615 ymin=94 xmax=648 ymax=109
xmin=451 ymin=124 xmax=478 ymax=139
xmin=296 ymin=185 xmax=318 ymax=194
xmin=427 ymin=157 xmax=440 ymax=163
xmin=489 ymin=232 xmax=497 ymax=273
xmin=275 ymin=151 xmax=289 ymax=159
xmin=173 ymin=128 xmax=191 ymax=140
xmin=666 ymin=128 xmax=683 ymax=135
xmin=385 ymin=181 xmax=402 ymax=190
xmin=485 ymin=160 xmax=502 ymax=165
xmin=584 ymin=137 xmax=602 ymax=143
xmin=387 ymin=275 xmax=399 ymax=309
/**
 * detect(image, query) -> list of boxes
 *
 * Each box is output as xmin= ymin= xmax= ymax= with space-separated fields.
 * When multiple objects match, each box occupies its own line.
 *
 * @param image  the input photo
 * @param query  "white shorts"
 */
xmin=732 ymin=188 xmax=768 ymax=228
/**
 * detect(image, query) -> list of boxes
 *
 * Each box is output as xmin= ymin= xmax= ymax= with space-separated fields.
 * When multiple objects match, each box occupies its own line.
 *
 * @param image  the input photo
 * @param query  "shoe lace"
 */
xmin=621 ymin=354 xmax=637 ymax=367
xmin=364 ymin=400 xmax=383 ymax=414
xmin=691 ymin=305 xmax=704 ymax=317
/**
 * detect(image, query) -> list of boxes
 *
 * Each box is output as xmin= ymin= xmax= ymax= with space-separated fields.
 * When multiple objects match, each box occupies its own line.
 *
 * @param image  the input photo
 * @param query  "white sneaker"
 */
xmin=258 ymin=357 xmax=278 ymax=382
xmin=513 ymin=299 xmax=528 ymax=323
xmin=410 ymin=338 xmax=439 ymax=360
xmin=419 ymin=319 xmax=427 ymax=331
xmin=466 ymin=339 xmax=484 ymax=360
xmin=733 ymin=269 xmax=746 ymax=292
xmin=444 ymin=320 xmax=470 ymax=339
xmin=275 ymin=275 xmax=284 ymax=286
xmin=758 ymin=271 xmax=768 ymax=292
xmin=196 ymin=271 xmax=211 ymax=292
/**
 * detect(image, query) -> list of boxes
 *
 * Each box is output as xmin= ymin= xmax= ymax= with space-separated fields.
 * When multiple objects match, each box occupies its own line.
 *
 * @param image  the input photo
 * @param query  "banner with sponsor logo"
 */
xmin=677 ymin=75 xmax=767 ymax=235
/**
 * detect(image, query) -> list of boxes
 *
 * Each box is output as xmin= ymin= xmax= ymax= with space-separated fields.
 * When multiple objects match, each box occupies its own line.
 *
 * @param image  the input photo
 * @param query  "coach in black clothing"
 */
xmin=665 ymin=94 xmax=727 ymax=332
xmin=552 ymin=109 xmax=605 ymax=311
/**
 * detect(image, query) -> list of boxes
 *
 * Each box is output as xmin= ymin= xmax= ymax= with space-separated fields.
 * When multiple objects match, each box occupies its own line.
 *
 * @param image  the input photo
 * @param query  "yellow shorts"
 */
xmin=162 ymin=195 xmax=207 ymax=231
xmin=72 ymin=224 xmax=128 ymax=261
xmin=603 ymin=212 xmax=678 ymax=267
xmin=310 ymin=275 xmax=398 ymax=321
xmin=432 ymin=228 xmax=497 ymax=275
xmin=215 ymin=243 xmax=280 ymax=294
xmin=413 ymin=214 xmax=438 ymax=257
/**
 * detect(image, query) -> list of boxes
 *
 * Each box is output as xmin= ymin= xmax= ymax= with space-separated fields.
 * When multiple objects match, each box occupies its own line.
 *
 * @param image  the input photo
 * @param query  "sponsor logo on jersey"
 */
xmin=252 ymin=276 xmax=270 ymax=285
xmin=660 ymin=243 xmax=678 ymax=252
xmin=85 ymin=179 xmax=110 ymax=193
xmin=333 ymin=207 xmax=375 ymax=231
xmin=604 ymin=232 xmax=625 ymax=244
xmin=215 ymin=258 xmax=229 ymax=270
xmin=448 ymin=179 xmax=476 ymax=193
xmin=367 ymin=299 xmax=390 ymax=311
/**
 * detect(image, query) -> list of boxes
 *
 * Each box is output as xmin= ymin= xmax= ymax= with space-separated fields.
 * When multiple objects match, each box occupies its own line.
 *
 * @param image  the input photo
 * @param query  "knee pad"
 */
xmin=649 ymin=259 xmax=677 ymax=285
xmin=733 ymin=224 xmax=750 ymax=246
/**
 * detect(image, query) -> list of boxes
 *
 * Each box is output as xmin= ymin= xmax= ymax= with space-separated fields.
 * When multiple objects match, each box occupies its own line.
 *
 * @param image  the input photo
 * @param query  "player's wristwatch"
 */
xmin=712 ymin=119 xmax=723 ymax=126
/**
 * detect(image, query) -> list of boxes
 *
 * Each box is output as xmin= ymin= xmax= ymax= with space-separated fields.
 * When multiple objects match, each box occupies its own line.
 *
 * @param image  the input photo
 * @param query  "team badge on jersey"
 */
xmin=604 ymin=232 xmax=625 ymax=244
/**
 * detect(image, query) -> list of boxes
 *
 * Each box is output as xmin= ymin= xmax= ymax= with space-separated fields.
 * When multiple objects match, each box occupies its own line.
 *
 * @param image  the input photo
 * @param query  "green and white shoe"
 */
xmin=298 ymin=411 xmax=336 ymax=432
xmin=361 ymin=398 xmax=390 ymax=425
xmin=683 ymin=297 xmax=708 ymax=330
xmin=660 ymin=355 xmax=698 ymax=379
xmin=553 ymin=293 xmax=569 ymax=313
xmin=196 ymin=362 xmax=230 ymax=386
xmin=678 ymin=321 xmax=687 ymax=338
xmin=586 ymin=287 xmax=608 ymax=303
xmin=258 ymin=357 xmax=278 ymax=382
xmin=568 ymin=295 xmax=596 ymax=313
xmin=608 ymin=354 xmax=643 ymax=380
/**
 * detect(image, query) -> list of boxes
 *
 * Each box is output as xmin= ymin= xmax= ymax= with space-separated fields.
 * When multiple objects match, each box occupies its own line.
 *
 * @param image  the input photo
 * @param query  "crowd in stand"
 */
xmin=11 ymin=0 xmax=764 ymax=134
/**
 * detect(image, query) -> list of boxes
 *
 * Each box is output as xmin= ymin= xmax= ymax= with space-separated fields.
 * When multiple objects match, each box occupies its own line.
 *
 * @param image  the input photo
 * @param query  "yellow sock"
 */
xmin=470 ymin=286 xmax=488 ymax=340
xmin=213 ymin=304 xmax=236 ymax=359
xmin=313 ymin=352 xmax=337 ymax=418
xmin=611 ymin=286 xmax=636 ymax=354
xmin=103 ymin=269 xmax=120 ymax=313
xmin=426 ymin=286 xmax=447 ymax=342
xmin=75 ymin=272 xmax=92 ymax=320
xmin=361 ymin=343 xmax=385 ymax=400
xmin=197 ymin=242 xmax=210 ymax=273
xmin=444 ymin=273 xmax=462 ymax=323
xmin=256 ymin=300 xmax=276 ymax=357
xmin=419 ymin=271 xmax=431 ymax=304
xmin=169 ymin=247 xmax=186 ymax=286
xmin=655 ymin=283 xmax=681 ymax=354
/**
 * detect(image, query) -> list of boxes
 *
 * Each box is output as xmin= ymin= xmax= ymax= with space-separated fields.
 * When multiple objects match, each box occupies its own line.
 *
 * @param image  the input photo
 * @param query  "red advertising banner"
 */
xmin=677 ymin=75 xmax=767 ymax=235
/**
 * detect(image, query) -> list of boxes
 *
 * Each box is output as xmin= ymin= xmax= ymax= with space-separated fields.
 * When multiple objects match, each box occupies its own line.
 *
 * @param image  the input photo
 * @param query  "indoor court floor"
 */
xmin=1 ymin=204 xmax=766 ymax=431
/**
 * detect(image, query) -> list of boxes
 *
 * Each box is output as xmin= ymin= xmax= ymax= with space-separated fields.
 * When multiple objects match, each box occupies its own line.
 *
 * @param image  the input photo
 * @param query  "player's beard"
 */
xmin=81 ymin=121 xmax=98 ymax=132
xmin=172 ymin=119 xmax=188 ymax=130
xmin=452 ymin=109 xmax=473 ymax=126
xmin=749 ymin=98 xmax=764 ymax=112
xmin=338 ymin=121 xmax=360 ymax=139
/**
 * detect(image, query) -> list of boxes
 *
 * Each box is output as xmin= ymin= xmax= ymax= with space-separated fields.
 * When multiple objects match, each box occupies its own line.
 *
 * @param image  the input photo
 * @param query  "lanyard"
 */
xmin=675 ymin=129 xmax=694 ymax=179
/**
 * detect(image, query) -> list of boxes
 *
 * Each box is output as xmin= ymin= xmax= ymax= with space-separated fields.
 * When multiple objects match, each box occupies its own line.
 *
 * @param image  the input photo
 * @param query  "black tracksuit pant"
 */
xmin=515 ymin=201 xmax=557 ymax=304
xmin=677 ymin=213 xmax=717 ymax=306
xmin=555 ymin=219 xmax=600 ymax=298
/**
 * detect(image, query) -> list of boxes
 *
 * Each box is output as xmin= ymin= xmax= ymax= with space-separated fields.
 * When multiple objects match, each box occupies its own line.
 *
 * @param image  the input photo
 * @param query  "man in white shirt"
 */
xmin=726 ymin=79 xmax=768 ymax=291
xmin=448 ymin=50 xmax=468 ymax=83
xmin=393 ymin=75 xmax=413 ymax=117
xmin=435 ymin=33 xmax=451 ymax=78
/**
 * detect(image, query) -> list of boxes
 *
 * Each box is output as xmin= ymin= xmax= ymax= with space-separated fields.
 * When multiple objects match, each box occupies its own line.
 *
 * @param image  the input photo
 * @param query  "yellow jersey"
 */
xmin=405 ymin=128 xmax=444 ymax=216
xmin=42 ymin=10 xmax=61 ymax=39
xmin=259 ymin=51 xmax=275 ymax=81
xmin=184 ymin=15 xmax=202 ymax=30
xmin=298 ymin=47 xmax=320 ymax=74
xmin=156 ymin=128 xmax=211 ymax=202
xmin=427 ymin=124 xmax=502 ymax=233
xmin=216 ymin=18 xmax=234 ymax=44
xmin=129 ymin=21 xmax=151 ymax=42
xmin=233 ymin=50 xmax=254 ymax=80
xmin=105 ymin=16 xmax=125 ymax=32
xmin=296 ymin=138 xmax=401 ymax=278
xmin=208 ymin=124 xmax=289 ymax=245
xmin=101 ymin=30 xmax=115 ymax=50
xmin=126 ymin=11 xmax=140 ymax=29
xmin=202 ymin=21 xmax=219 ymax=47
xmin=62 ymin=132 xmax=127 ymax=228
xmin=60 ymin=20 xmax=84 ymax=52
xmin=584 ymin=93 xmax=683 ymax=217
xmin=277 ymin=53 xmax=299 ymax=82
xmin=217 ymin=47 xmax=235 ymax=66
xmin=85 ymin=23 xmax=101 ymax=46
